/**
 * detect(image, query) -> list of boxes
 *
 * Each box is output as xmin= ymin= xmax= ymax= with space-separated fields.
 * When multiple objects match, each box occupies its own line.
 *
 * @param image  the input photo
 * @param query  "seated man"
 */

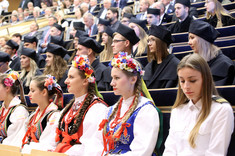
xmin=147 ymin=8 xmax=161 ymax=26
xmin=168 ymin=0 xmax=193 ymax=33
xmin=76 ymin=36 xmax=111 ymax=91
xmin=4 ymin=39 xmax=21 ymax=71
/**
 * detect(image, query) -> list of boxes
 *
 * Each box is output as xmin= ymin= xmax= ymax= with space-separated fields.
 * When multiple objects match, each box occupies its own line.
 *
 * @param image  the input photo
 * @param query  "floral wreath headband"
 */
xmin=4 ymin=71 xmax=20 ymax=87
xmin=44 ymin=75 xmax=64 ymax=108
xmin=72 ymin=55 xmax=96 ymax=83
xmin=109 ymin=52 xmax=145 ymax=76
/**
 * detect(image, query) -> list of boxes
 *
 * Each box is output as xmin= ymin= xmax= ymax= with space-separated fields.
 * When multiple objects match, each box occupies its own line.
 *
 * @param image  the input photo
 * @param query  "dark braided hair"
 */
xmin=58 ymin=69 xmax=96 ymax=135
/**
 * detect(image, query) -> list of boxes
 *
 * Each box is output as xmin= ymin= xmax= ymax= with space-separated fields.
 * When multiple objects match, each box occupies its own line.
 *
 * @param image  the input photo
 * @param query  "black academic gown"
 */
xmin=36 ymin=53 xmax=46 ymax=69
xmin=204 ymin=14 xmax=235 ymax=28
xmin=22 ymin=69 xmax=43 ymax=94
xmin=10 ymin=57 xmax=21 ymax=71
xmin=58 ymin=70 xmax=68 ymax=93
xmin=143 ymin=54 xmax=180 ymax=89
xmin=91 ymin=58 xmax=112 ymax=91
xmin=208 ymin=51 xmax=235 ymax=86
xmin=132 ymin=47 xmax=147 ymax=57
xmin=168 ymin=16 xmax=193 ymax=33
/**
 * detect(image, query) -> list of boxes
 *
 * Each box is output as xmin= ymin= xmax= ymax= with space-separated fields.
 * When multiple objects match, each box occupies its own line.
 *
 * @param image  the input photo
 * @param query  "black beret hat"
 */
xmin=23 ymin=36 xmax=38 ymax=44
xmin=78 ymin=37 xmax=104 ymax=53
xmin=6 ymin=40 xmax=19 ymax=51
xmin=129 ymin=17 xmax=148 ymax=32
xmin=46 ymin=43 xmax=67 ymax=58
xmin=98 ymin=18 xmax=110 ymax=26
xmin=53 ymin=23 xmax=65 ymax=32
xmin=104 ymin=26 xmax=114 ymax=37
xmin=147 ymin=8 xmax=160 ymax=15
xmin=73 ymin=22 xmax=85 ymax=31
xmin=149 ymin=25 xmax=173 ymax=46
xmin=50 ymin=35 xmax=64 ymax=46
xmin=175 ymin=0 xmax=190 ymax=7
xmin=75 ymin=30 xmax=89 ymax=38
xmin=189 ymin=20 xmax=220 ymax=43
xmin=123 ymin=13 xmax=135 ymax=19
xmin=116 ymin=23 xmax=140 ymax=45
xmin=0 ymin=51 xmax=11 ymax=62
xmin=21 ymin=48 xmax=37 ymax=62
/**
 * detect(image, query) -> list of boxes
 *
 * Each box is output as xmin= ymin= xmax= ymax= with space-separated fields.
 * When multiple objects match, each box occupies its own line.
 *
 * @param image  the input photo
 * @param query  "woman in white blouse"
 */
xmin=54 ymin=55 xmax=107 ymax=155
xmin=163 ymin=53 xmax=234 ymax=156
xmin=21 ymin=75 xmax=63 ymax=153
xmin=0 ymin=71 xmax=28 ymax=147
xmin=98 ymin=52 xmax=161 ymax=156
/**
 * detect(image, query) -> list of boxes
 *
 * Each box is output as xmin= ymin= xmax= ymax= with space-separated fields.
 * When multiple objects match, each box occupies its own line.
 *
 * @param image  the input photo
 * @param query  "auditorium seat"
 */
xmin=191 ymin=1 xmax=205 ymax=9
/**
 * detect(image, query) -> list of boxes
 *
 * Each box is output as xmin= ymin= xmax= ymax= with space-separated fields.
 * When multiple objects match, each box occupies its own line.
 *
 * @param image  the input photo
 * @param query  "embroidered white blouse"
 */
xmin=1 ymin=96 xmax=29 ymax=147
xmin=63 ymin=94 xmax=108 ymax=156
xmin=21 ymin=102 xmax=60 ymax=154
xmin=163 ymin=99 xmax=234 ymax=156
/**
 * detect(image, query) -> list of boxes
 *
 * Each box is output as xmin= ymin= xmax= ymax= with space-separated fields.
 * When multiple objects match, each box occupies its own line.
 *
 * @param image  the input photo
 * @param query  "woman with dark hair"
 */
xmin=97 ymin=18 xmax=110 ymax=44
xmin=163 ymin=53 xmax=234 ymax=155
xmin=44 ymin=43 xmax=68 ymax=92
xmin=21 ymin=75 xmax=63 ymax=153
xmin=188 ymin=20 xmax=234 ymax=85
xmin=0 ymin=71 xmax=28 ymax=147
xmin=54 ymin=55 xmax=107 ymax=155
xmin=144 ymin=25 xmax=179 ymax=89
xmin=20 ymin=48 xmax=42 ymax=94
xmin=204 ymin=0 xmax=235 ymax=27
xmin=98 ymin=52 xmax=162 ymax=155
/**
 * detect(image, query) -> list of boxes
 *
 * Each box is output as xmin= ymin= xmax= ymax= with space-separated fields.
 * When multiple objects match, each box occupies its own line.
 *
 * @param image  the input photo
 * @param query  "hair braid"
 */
xmin=58 ymin=97 xmax=75 ymax=130
xmin=70 ymin=83 xmax=96 ymax=134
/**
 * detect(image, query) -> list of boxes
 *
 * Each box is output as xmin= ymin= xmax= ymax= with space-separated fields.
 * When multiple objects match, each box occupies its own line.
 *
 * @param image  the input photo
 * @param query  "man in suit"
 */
xmin=136 ymin=0 xmax=150 ymax=20
xmin=161 ymin=0 xmax=174 ymax=14
xmin=153 ymin=1 xmax=172 ymax=24
xmin=89 ymin=0 xmax=100 ymax=14
xmin=83 ymin=13 xmax=98 ymax=37
xmin=97 ymin=0 xmax=111 ymax=19
xmin=27 ymin=22 xmax=42 ymax=40
xmin=111 ymin=0 xmax=128 ymax=9
xmin=38 ymin=16 xmax=57 ymax=53
xmin=19 ymin=0 xmax=31 ymax=10
xmin=4 ymin=40 xmax=21 ymax=71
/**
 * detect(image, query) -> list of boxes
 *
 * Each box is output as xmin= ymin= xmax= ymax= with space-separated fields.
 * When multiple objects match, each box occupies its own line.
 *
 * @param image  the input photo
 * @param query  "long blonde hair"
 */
xmin=20 ymin=58 xmax=38 ymax=87
xmin=100 ymin=34 xmax=113 ymax=62
xmin=194 ymin=35 xmax=220 ymax=62
xmin=135 ymin=24 xmax=148 ymax=57
xmin=44 ymin=54 xmax=67 ymax=81
xmin=205 ymin=0 xmax=234 ymax=27
xmin=173 ymin=53 xmax=218 ymax=148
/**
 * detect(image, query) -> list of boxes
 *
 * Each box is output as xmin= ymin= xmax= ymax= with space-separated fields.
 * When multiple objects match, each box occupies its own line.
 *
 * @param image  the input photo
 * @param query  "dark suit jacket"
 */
xmin=89 ymin=5 xmax=100 ymax=15
xmin=86 ymin=24 xmax=98 ymax=36
xmin=111 ymin=0 xmax=127 ymax=9
xmin=19 ymin=0 xmax=32 ymax=9
xmin=10 ymin=57 xmax=21 ymax=71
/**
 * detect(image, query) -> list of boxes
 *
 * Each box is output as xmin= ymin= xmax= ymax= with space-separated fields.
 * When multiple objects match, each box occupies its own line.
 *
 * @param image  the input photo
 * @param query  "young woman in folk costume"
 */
xmin=54 ymin=55 xmax=108 ymax=155
xmin=21 ymin=75 xmax=64 ymax=153
xmin=0 ymin=71 xmax=28 ymax=147
xmin=98 ymin=52 xmax=163 ymax=156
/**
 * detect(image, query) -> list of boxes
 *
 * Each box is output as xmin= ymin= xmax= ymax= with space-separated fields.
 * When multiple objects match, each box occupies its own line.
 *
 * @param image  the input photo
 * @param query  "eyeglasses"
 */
xmin=147 ymin=38 xmax=156 ymax=43
xmin=112 ymin=39 xmax=126 ymax=43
